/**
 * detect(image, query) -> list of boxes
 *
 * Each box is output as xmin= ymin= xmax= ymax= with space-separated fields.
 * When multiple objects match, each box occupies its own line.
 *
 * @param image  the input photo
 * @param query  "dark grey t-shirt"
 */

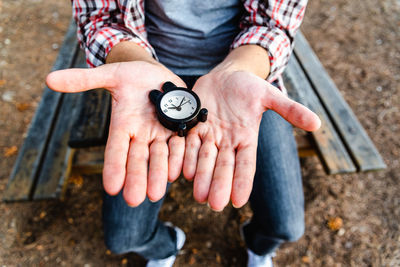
xmin=145 ymin=0 xmax=242 ymax=76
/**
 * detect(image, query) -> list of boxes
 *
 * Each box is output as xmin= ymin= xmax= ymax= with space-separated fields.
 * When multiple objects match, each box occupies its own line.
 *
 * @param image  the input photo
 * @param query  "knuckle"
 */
xmin=130 ymin=153 xmax=149 ymax=162
xmin=199 ymin=149 xmax=212 ymax=159
xmin=150 ymin=148 xmax=168 ymax=158
xmin=236 ymin=159 xmax=254 ymax=168
xmin=195 ymin=169 xmax=211 ymax=179
xmin=218 ymin=158 xmax=234 ymax=167
xmin=127 ymin=169 xmax=146 ymax=179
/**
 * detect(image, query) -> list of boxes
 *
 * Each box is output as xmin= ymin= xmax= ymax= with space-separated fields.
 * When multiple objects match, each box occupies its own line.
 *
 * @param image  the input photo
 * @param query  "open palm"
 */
xmin=183 ymin=70 xmax=321 ymax=211
xmin=46 ymin=61 xmax=186 ymax=206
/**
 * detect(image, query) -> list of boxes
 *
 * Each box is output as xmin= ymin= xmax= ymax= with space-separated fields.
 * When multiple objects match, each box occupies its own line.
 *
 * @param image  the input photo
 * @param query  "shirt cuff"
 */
xmin=231 ymin=25 xmax=292 ymax=83
xmin=84 ymin=27 xmax=156 ymax=68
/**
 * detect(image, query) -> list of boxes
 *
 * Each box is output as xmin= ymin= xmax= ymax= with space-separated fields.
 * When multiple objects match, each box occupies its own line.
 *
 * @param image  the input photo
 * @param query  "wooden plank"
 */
xmin=284 ymin=55 xmax=356 ymax=174
xmin=71 ymin=146 xmax=105 ymax=175
xmin=293 ymin=31 xmax=386 ymax=171
xmin=68 ymin=88 xmax=110 ymax=148
xmin=295 ymin=132 xmax=317 ymax=158
xmin=32 ymin=49 xmax=87 ymax=200
xmin=3 ymin=19 xmax=79 ymax=201
xmin=68 ymin=54 xmax=110 ymax=148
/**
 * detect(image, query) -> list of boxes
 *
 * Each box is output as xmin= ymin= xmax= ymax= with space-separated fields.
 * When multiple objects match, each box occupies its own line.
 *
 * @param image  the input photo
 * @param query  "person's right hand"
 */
xmin=46 ymin=61 xmax=186 ymax=206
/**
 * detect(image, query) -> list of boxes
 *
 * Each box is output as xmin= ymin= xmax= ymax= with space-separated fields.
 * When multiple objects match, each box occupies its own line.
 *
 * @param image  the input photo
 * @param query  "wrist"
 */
xmin=211 ymin=45 xmax=270 ymax=79
xmin=105 ymin=41 xmax=159 ymax=65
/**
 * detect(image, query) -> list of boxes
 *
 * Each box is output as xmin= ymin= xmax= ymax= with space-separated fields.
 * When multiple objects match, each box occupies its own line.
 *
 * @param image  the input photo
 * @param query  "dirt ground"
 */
xmin=0 ymin=0 xmax=399 ymax=266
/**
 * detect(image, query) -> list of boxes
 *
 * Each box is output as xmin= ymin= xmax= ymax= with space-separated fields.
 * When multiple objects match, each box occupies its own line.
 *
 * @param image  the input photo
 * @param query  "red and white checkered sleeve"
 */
xmin=232 ymin=0 xmax=308 ymax=82
xmin=72 ymin=0 xmax=156 ymax=68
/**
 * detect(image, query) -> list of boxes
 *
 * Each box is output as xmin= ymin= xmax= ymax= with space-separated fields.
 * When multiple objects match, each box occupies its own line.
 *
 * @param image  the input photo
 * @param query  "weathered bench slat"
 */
xmin=68 ymin=80 xmax=111 ymax=148
xmin=3 ymin=20 xmax=79 ymax=201
xmin=293 ymin=32 xmax=386 ymax=172
xmin=71 ymin=146 xmax=105 ymax=176
xmin=284 ymin=55 xmax=357 ymax=174
xmin=33 ymin=49 xmax=87 ymax=200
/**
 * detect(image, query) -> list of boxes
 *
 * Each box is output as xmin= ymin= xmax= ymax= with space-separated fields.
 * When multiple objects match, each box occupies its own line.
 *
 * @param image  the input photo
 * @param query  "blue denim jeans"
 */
xmin=102 ymin=77 xmax=304 ymax=259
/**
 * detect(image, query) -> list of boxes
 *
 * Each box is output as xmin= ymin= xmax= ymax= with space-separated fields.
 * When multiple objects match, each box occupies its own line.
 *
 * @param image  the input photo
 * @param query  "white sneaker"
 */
xmin=240 ymin=221 xmax=275 ymax=267
xmin=247 ymin=249 xmax=275 ymax=267
xmin=146 ymin=224 xmax=186 ymax=267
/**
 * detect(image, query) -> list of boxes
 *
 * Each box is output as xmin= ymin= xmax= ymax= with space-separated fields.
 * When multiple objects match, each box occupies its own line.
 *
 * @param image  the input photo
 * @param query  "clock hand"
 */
xmin=180 ymin=100 xmax=190 ymax=106
xmin=178 ymin=97 xmax=185 ymax=108
xmin=168 ymin=106 xmax=178 ymax=109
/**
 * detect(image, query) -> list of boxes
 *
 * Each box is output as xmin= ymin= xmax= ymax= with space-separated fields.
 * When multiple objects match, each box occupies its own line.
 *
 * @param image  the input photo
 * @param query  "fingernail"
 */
xmin=232 ymin=203 xmax=240 ymax=209
xmin=148 ymin=198 xmax=157 ymax=203
xmin=207 ymin=202 xmax=223 ymax=212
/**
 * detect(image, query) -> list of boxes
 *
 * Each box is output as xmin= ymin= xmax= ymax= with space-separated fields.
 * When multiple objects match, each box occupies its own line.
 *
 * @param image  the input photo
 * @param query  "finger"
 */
xmin=183 ymin=133 xmax=201 ymax=180
xmin=264 ymin=84 xmax=321 ymax=132
xmin=207 ymin=147 xmax=235 ymax=211
xmin=193 ymin=141 xmax=218 ymax=203
xmin=147 ymin=139 xmax=169 ymax=202
xmin=231 ymin=145 xmax=257 ymax=208
xmin=123 ymin=139 xmax=149 ymax=207
xmin=46 ymin=64 xmax=117 ymax=93
xmin=168 ymin=136 xmax=185 ymax=182
xmin=102 ymin=122 xmax=130 ymax=196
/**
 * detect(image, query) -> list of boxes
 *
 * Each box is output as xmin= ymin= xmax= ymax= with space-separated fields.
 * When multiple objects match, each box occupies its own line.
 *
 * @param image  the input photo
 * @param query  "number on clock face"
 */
xmin=160 ymin=90 xmax=198 ymax=120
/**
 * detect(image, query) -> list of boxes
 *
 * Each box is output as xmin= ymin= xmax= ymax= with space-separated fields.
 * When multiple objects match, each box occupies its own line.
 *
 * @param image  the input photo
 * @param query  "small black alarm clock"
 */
xmin=149 ymin=81 xmax=208 ymax=137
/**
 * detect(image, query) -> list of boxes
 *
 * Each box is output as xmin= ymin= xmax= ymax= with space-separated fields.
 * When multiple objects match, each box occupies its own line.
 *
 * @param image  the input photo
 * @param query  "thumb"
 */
xmin=263 ymin=82 xmax=321 ymax=132
xmin=46 ymin=64 xmax=117 ymax=93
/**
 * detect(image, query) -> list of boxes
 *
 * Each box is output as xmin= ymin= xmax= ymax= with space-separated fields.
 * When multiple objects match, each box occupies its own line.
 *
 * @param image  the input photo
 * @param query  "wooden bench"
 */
xmin=3 ymin=21 xmax=386 ymax=202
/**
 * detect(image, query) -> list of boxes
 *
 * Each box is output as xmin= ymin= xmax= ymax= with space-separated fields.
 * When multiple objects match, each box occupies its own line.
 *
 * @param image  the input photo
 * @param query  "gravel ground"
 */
xmin=0 ymin=0 xmax=399 ymax=266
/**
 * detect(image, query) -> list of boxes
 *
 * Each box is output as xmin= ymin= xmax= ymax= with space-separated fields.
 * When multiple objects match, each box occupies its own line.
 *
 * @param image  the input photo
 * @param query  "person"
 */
xmin=46 ymin=0 xmax=320 ymax=266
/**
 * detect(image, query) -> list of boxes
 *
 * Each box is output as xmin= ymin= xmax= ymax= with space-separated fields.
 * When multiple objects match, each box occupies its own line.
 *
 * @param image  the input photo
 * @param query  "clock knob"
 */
xmin=162 ymin=81 xmax=177 ymax=92
xmin=178 ymin=123 xmax=187 ymax=137
xmin=198 ymin=108 xmax=208 ymax=122
xmin=149 ymin=89 xmax=162 ymax=104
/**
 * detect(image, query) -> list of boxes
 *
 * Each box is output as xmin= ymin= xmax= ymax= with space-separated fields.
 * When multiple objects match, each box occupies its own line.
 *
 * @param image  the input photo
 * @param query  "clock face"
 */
xmin=160 ymin=90 xmax=198 ymax=120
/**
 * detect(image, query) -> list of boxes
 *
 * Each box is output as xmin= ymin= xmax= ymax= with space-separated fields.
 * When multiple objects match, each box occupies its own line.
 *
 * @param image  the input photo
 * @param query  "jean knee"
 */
xmin=104 ymin=236 xmax=126 ymax=254
xmin=104 ymin=222 xmax=146 ymax=254
xmin=275 ymin=214 xmax=305 ymax=242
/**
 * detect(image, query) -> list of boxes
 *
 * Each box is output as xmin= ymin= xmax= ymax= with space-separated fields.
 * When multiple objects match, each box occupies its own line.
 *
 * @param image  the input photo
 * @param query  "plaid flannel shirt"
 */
xmin=72 ymin=0 xmax=307 ymax=83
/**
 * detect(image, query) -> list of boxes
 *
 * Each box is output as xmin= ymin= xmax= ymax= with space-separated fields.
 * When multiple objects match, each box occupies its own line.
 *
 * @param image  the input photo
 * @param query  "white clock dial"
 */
xmin=160 ymin=90 xmax=198 ymax=119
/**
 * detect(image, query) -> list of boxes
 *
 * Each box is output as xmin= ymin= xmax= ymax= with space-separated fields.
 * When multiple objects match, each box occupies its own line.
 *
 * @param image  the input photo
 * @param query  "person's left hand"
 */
xmin=183 ymin=69 xmax=321 ymax=211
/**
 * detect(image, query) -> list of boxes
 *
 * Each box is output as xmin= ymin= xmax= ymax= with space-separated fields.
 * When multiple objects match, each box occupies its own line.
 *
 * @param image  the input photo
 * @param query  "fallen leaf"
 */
xmin=216 ymin=253 xmax=221 ymax=264
xmin=15 ymin=102 xmax=31 ymax=111
xmin=189 ymin=256 xmax=196 ymax=265
xmin=0 ymin=79 xmax=6 ymax=87
xmin=39 ymin=211 xmax=47 ymax=219
xmin=301 ymin=256 xmax=310 ymax=264
xmin=4 ymin=146 xmax=18 ymax=157
xmin=327 ymin=217 xmax=343 ymax=231
xmin=68 ymin=174 xmax=83 ymax=188
xmin=24 ymin=232 xmax=33 ymax=237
